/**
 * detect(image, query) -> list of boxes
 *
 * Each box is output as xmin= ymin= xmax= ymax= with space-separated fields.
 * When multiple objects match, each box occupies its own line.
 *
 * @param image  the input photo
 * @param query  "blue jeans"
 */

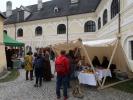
xmin=56 ymin=75 xmax=68 ymax=97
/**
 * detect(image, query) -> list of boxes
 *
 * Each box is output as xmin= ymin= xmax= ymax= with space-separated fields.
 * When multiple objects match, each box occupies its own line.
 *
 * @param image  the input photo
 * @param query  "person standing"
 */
xmin=6 ymin=48 xmax=13 ymax=69
xmin=55 ymin=50 xmax=69 ymax=100
xmin=24 ymin=52 xmax=33 ymax=80
xmin=66 ymin=50 xmax=75 ymax=88
xmin=34 ymin=53 xmax=44 ymax=87
xmin=43 ymin=51 xmax=52 ymax=81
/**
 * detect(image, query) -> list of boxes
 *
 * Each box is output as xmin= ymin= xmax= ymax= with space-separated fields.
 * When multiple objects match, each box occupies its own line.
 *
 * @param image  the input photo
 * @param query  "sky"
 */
xmin=0 ymin=0 xmax=51 ymax=12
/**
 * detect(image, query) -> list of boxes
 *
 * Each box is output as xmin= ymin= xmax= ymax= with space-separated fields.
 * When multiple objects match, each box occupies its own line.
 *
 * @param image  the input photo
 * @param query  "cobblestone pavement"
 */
xmin=0 ymin=62 xmax=133 ymax=100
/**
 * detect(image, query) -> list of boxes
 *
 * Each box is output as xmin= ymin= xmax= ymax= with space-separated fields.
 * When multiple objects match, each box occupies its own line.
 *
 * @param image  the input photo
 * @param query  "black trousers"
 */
xmin=35 ymin=77 xmax=42 ymax=86
xmin=26 ymin=70 xmax=33 ymax=80
xmin=35 ymin=68 xmax=43 ymax=86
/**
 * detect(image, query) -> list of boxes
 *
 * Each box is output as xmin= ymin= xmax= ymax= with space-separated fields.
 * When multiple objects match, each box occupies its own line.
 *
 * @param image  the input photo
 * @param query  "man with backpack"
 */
xmin=55 ymin=50 xmax=69 ymax=100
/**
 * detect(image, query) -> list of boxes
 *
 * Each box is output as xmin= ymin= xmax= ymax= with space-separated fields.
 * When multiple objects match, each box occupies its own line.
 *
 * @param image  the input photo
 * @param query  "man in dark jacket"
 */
xmin=34 ymin=53 xmax=44 ymax=87
xmin=55 ymin=50 xmax=69 ymax=100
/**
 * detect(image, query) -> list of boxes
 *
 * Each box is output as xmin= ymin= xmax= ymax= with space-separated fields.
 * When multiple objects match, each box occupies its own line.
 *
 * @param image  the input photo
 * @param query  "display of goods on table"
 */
xmin=82 ymin=69 xmax=94 ymax=74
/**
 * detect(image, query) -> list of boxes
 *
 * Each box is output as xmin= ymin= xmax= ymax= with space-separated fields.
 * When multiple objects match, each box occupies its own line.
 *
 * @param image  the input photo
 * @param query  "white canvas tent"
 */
xmin=82 ymin=38 xmax=131 ymax=73
xmin=52 ymin=38 xmax=133 ymax=89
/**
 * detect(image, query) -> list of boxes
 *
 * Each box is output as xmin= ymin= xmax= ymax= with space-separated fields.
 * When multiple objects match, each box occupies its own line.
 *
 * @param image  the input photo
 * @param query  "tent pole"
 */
xmin=24 ymin=44 xmax=26 ymax=56
xmin=79 ymin=40 xmax=102 ymax=87
xmin=74 ymin=48 xmax=80 ymax=57
xmin=101 ymin=40 xmax=119 ymax=87
xmin=50 ymin=45 xmax=58 ymax=57
xmin=99 ymin=78 xmax=132 ymax=90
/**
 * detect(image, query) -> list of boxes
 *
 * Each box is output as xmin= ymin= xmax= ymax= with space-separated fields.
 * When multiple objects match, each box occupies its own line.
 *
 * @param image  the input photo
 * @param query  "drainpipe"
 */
xmin=66 ymin=16 xmax=69 ymax=43
xmin=14 ymin=23 xmax=17 ymax=40
xmin=118 ymin=0 xmax=121 ymax=35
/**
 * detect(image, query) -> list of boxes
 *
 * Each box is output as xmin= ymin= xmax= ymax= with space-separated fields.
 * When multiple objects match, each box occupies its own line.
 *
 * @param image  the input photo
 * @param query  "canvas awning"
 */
xmin=83 ymin=38 xmax=117 ymax=47
xmin=3 ymin=33 xmax=24 ymax=46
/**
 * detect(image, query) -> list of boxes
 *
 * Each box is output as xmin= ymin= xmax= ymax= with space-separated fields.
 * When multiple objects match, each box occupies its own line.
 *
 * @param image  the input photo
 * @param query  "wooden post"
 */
xmin=101 ymin=40 xmax=119 ymax=87
xmin=74 ymin=47 xmax=80 ymax=57
xmin=79 ymin=40 xmax=102 ymax=87
xmin=50 ymin=45 xmax=58 ymax=57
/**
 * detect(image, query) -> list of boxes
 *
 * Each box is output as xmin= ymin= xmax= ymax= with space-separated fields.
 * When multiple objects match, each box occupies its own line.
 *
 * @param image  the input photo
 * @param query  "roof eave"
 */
xmin=0 ymin=13 xmax=6 ymax=19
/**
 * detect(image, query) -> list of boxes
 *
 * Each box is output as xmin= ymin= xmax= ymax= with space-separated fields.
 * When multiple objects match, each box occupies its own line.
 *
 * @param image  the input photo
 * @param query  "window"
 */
xmin=3 ymin=30 xmax=7 ymax=34
xmin=98 ymin=17 xmax=101 ymax=30
xmin=54 ymin=6 xmax=59 ymax=13
xmin=71 ymin=0 xmax=79 ymax=4
xmin=111 ymin=0 xmax=119 ymax=19
xmin=131 ymin=41 xmax=133 ymax=60
xmin=17 ymin=28 xmax=23 ymax=37
xmin=35 ymin=26 xmax=42 ymax=36
xmin=103 ymin=9 xmax=108 ymax=26
xmin=84 ymin=21 xmax=96 ymax=32
xmin=57 ymin=24 xmax=66 ymax=34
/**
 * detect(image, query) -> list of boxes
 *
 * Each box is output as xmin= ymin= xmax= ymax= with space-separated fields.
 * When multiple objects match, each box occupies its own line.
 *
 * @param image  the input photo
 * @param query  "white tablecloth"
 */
xmin=78 ymin=69 xmax=112 ymax=86
xmin=96 ymin=68 xmax=112 ymax=80
xmin=78 ymin=72 xmax=97 ymax=86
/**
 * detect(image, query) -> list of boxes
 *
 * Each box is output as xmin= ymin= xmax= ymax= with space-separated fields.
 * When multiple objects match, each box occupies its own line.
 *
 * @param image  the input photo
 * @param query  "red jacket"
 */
xmin=55 ymin=55 xmax=69 ymax=75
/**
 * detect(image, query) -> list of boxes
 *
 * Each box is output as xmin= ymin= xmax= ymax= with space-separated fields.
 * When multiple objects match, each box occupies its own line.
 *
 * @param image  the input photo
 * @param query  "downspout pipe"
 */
xmin=118 ymin=0 xmax=121 ymax=38
xmin=14 ymin=23 xmax=16 ymax=40
xmin=66 ymin=16 xmax=69 ymax=43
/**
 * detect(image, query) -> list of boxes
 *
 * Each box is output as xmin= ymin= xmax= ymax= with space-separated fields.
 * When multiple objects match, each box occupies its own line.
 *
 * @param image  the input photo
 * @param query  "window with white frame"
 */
xmin=111 ymin=0 xmax=119 ymax=19
xmin=57 ymin=24 xmax=66 ymax=34
xmin=84 ymin=21 xmax=96 ymax=32
xmin=98 ymin=17 xmax=101 ymax=30
xmin=4 ymin=30 xmax=7 ymax=34
xmin=35 ymin=26 xmax=43 ymax=36
xmin=17 ymin=28 xmax=23 ymax=37
xmin=130 ymin=41 xmax=133 ymax=60
xmin=103 ymin=9 xmax=108 ymax=25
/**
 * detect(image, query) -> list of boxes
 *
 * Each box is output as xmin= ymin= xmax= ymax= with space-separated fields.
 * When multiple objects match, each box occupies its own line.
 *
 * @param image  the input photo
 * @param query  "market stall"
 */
xmin=3 ymin=33 xmax=24 ymax=47
xmin=3 ymin=33 xmax=25 ymax=69
xmin=52 ymin=38 xmax=133 ymax=89
xmin=82 ymin=38 xmax=132 ymax=88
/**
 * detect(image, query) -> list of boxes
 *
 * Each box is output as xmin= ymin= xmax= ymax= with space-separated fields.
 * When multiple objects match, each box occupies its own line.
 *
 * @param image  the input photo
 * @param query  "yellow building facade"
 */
xmin=0 ymin=14 xmax=7 ymax=75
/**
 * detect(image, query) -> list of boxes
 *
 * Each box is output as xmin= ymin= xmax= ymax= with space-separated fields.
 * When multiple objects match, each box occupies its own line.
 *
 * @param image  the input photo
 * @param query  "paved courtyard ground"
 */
xmin=0 ymin=62 xmax=133 ymax=100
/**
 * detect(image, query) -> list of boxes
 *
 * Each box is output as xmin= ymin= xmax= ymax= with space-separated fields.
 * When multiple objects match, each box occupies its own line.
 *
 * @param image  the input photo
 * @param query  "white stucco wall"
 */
xmin=4 ymin=12 xmax=97 ymax=52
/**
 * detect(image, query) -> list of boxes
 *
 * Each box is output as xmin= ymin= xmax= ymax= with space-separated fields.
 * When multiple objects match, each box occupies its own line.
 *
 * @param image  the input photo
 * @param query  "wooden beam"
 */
xmin=101 ymin=40 xmax=119 ymax=87
xmin=98 ymin=78 xmax=133 ymax=90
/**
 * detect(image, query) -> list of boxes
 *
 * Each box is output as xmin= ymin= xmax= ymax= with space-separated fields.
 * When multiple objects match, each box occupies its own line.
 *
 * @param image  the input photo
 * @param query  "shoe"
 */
xmin=30 ymin=79 xmax=34 ymax=81
xmin=39 ymin=84 xmax=42 ymax=87
xmin=64 ymin=96 xmax=68 ymax=100
xmin=34 ymin=84 xmax=38 ymax=87
xmin=57 ymin=96 xmax=61 ymax=99
xmin=26 ymin=78 xmax=29 ymax=80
